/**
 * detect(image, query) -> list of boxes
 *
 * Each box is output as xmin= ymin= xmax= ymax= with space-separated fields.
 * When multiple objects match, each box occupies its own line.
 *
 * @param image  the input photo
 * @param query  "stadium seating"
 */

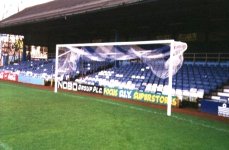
xmin=0 ymin=59 xmax=228 ymax=103
xmin=0 ymin=60 xmax=113 ymax=81
xmin=0 ymin=60 xmax=55 ymax=80
xmin=208 ymin=84 xmax=229 ymax=103
xmin=76 ymin=60 xmax=229 ymax=102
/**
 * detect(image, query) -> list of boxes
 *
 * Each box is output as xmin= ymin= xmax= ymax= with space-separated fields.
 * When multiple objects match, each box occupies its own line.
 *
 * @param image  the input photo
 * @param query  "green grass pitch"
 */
xmin=0 ymin=82 xmax=229 ymax=150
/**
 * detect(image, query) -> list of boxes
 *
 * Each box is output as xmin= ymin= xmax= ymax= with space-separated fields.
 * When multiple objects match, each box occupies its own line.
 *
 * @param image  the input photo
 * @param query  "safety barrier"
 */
xmin=18 ymin=75 xmax=45 ymax=85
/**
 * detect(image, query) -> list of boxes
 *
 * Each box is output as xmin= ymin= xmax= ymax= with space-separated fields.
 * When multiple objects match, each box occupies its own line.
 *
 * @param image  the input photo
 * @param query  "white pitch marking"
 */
xmin=0 ymin=141 xmax=12 ymax=150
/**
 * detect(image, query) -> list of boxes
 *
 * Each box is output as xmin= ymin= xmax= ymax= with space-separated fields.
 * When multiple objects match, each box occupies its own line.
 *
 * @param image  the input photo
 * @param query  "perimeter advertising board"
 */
xmin=0 ymin=72 xmax=18 ymax=82
xmin=201 ymin=99 xmax=229 ymax=118
xmin=57 ymin=81 xmax=104 ymax=94
xmin=218 ymin=103 xmax=229 ymax=117
xmin=103 ymin=87 xmax=179 ymax=107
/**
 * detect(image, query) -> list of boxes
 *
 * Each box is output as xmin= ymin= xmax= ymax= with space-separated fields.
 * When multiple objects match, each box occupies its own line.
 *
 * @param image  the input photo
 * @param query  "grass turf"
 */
xmin=0 ymin=82 xmax=229 ymax=150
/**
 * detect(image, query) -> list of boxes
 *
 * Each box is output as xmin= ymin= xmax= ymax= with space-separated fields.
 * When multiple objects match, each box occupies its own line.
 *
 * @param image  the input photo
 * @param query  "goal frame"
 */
xmin=54 ymin=40 xmax=175 ymax=116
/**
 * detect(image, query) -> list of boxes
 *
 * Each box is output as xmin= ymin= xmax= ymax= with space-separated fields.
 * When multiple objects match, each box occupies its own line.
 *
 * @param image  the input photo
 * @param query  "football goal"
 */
xmin=54 ymin=40 xmax=187 ymax=116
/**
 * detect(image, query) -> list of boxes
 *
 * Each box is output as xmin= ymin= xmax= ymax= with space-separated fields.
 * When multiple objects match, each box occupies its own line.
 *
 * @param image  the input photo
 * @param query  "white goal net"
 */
xmin=55 ymin=40 xmax=187 ymax=116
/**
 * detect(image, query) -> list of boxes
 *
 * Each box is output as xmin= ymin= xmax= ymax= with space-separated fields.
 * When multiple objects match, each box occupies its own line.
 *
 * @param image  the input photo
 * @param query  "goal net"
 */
xmin=55 ymin=40 xmax=187 ymax=116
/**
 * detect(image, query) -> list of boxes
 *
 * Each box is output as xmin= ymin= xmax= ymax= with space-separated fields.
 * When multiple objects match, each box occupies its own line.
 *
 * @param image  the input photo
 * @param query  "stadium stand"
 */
xmin=0 ymin=60 xmax=55 ymax=80
xmin=0 ymin=58 xmax=229 ymax=106
xmin=73 ymin=60 xmax=229 ymax=103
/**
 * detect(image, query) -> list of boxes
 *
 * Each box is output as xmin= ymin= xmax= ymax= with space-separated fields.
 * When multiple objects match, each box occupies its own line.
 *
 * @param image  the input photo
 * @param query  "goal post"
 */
xmin=54 ymin=44 xmax=59 ymax=93
xmin=54 ymin=40 xmax=187 ymax=116
xmin=167 ymin=41 xmax=174 ymax=116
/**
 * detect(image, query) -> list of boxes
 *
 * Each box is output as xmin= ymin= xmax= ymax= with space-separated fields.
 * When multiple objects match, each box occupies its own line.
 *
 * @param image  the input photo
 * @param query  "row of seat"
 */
xmin=0 ymin=60 xmax=55 ymax=80
xmin=209 ymin=85 xmax=229 ymax=103
xmin=77 ymin=61 xmax=229 ymax=101
xmin=0 ymin=59 xmax=228 ymax=102
xmin=0 ymin=59 xmax=113 ymax=81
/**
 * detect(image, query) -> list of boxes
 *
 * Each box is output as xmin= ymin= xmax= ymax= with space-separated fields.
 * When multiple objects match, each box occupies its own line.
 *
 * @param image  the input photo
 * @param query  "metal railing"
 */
xmin=48 ymin=53 xmax=56 ymax=59
xmin=184 ymin=53 xmax=229 ymax=63
xmin=48 ymin=52 xmax=229 ymax=62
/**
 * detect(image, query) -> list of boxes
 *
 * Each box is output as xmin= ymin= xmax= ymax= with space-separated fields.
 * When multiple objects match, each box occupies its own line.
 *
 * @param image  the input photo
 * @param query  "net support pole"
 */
xmin=167 ymin=40 xmax=175 ymax=116
xmin=54 ymin=45 xmax=59 ymax=93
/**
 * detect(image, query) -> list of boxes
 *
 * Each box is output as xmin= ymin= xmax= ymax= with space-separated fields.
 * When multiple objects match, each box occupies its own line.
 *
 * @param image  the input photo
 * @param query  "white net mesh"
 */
xmin=58 ymin=47 xmax=81 ymax=74
xmin=137 ymin=42 xmax=187 ymax=79
xmin=57 ymin=41 xmax=187 ymax=79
